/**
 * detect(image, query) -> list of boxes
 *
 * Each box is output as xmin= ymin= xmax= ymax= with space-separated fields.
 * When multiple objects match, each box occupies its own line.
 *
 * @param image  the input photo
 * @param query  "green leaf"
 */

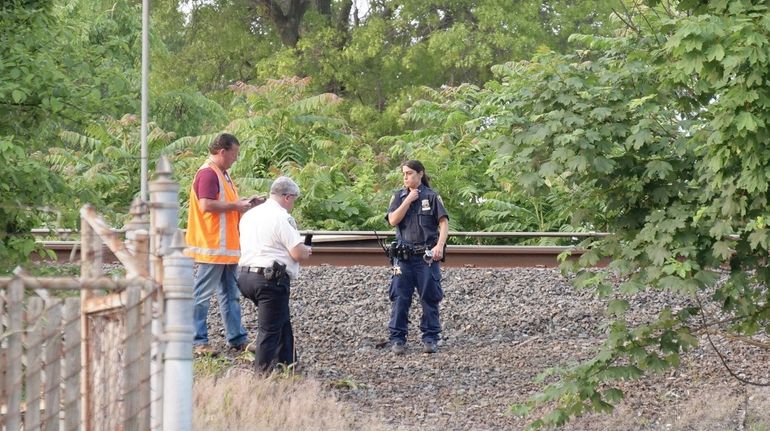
xmin=708 ymin=220 xmax=732 ymax=239
xmin=705 ymin=44 xmax=725 ymax=62
xmin=603 ymin=388 xmax=625 ymax=403
xmin=748 ymin=228 xmax=770 ymax=250
xmin=578 ymin=249 xmax=601 ymax=267
xmin=619 ymin=279 xmax=644 ymax=294
xmin=645 ymin=160 xmax=674 ymax=179
xmin=590 ymin=107 xmax=612 ymax=121
xmin=677 ymin=330 xmax=699 ymax=348
xmin=626 ymin=128 xmax=653 ymax=149
xmin=735 ymin=111 xmax=759 ymax=132
xmin=510 ymin=403 xmax=532 ymax=417
xmin=606 ymin=299 xmax=629 ymax=317
xmin=643 ymin=353 xmax=668 ymax=372
xmin=592 ymin=156 xmax=615 ymax=174
xmin=11 ymin=89 xmax=26 ymax=103
xmin=645 ymin=245 xmax=669 ymax=265
xmin=627 ymin=94 xmax=657 ymax=110
xmin=712 ymin=241 xmax=733 ymax=260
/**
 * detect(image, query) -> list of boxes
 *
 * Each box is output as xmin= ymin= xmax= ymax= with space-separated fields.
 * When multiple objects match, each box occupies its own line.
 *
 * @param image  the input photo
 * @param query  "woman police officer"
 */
xmin=385 ymin=160 xmax=449 ymax=355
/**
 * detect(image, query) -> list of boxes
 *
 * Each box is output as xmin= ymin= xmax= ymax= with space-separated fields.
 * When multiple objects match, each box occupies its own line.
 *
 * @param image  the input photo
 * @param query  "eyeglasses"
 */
xmin=282 ymin=193 xmax=299 ymax=198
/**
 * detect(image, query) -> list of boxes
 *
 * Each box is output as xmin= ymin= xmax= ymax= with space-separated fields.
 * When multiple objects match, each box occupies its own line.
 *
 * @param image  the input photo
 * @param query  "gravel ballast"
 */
xmin=203 ymin=265 xmax=770 ymax=430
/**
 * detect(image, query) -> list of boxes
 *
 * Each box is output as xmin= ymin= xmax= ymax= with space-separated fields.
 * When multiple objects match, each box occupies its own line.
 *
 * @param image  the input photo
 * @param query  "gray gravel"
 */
xmin=203 ymin=266 xmax=770 ymax=430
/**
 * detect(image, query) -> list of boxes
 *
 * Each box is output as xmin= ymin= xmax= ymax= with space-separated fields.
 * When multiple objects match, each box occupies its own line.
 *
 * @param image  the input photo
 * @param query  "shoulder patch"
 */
xmin=437 ymin=194 xmax=444 ymax=206
xmin=287 ymin=216 xmax=298 ymax=229
xmin=389 ymin=195 xmax=395 ymax=206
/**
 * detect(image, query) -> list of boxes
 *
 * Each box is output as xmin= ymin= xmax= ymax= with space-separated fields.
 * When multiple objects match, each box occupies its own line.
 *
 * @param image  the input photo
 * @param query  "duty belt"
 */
xmin=387 ymin=242 xmax=433 ymax=260
xmin=239 ymin=266 xmax=266 ymax=274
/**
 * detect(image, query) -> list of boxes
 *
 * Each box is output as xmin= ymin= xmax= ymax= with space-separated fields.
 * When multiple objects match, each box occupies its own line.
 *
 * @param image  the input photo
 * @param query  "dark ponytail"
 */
xmin=402 ymin=160 xmax=430 ymax=188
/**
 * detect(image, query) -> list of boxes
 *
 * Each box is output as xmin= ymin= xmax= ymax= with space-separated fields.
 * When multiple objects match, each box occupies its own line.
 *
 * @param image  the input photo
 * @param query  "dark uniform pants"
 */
xmin=237 ymin=272 xmax=294 ymax=374
xmin=388 ymin=254 xmax=443 ymax=344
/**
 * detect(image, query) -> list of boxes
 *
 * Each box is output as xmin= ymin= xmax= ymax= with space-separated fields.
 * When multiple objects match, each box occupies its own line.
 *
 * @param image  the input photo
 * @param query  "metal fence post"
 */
xmin=161 ymin=230 xmax=193 ymax=431
xmin=149 ymin=156 xmax=180 ymax=285
xmin=148 ymin=155 xmax=181 ymax=430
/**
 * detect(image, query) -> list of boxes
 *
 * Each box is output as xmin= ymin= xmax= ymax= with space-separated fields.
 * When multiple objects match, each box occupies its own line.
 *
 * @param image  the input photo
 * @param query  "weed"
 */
xmin=194 ymin=369 xmax=386 ymax=430
xmin=329 ymin=377 xmax=366 ymax=391
xmin=24 ymin=263 xmax=80 ymax=277
xmin=193 ymin=354 xmax=232 ymax=377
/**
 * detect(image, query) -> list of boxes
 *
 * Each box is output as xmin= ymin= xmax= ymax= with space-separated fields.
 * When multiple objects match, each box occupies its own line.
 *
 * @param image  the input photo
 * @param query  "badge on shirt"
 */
xmin=288 ymin=216 xmax=298 ymax=229
xmin=421 ymin=199 xmax=430 ymax=211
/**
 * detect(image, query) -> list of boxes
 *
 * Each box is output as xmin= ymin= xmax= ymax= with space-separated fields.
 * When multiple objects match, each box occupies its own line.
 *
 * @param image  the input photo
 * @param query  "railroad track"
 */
xmin=36 ymin=230 xmax=607 ymax=268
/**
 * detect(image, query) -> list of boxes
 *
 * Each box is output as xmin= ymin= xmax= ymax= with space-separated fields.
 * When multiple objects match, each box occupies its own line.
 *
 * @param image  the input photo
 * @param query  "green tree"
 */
xmin=152 ymin=0 xmax=283 ymax=99
xmin=152 ymin=90 xmax=228 ymax=137
xmin=154 ymin=1 xmax=623 ymax=111
xmin=283 ymin=0 xmax=623 ymax=109
xmin=450 ymin=0 xmax=770 ymax=426
xmin=0 ymin=0 xmax=144 ymax=270
xmin=0 ymin=136 xmax=65 ymax=273
xmin=50 ymin=116 xmax=175 ymax=225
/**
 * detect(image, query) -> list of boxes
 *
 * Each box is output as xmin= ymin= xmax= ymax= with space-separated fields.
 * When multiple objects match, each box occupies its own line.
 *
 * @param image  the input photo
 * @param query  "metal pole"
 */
xmin=149 ymin=156 xmax=182 ymax=430
xmin=140 ymin=0 xmax=150 ymax=202
xmin=161 ymin=230 xmax=193 ymax=431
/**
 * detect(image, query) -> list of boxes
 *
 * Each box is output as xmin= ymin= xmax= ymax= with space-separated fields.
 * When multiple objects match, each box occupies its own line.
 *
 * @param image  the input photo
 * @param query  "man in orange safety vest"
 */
xmin=185 ymin=133 xmax=262 ymax=356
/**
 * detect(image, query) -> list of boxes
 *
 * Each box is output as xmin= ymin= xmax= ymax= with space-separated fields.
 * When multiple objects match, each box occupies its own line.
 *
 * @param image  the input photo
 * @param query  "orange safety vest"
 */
xmin=185 ymin=160 xmax=241 ymax=264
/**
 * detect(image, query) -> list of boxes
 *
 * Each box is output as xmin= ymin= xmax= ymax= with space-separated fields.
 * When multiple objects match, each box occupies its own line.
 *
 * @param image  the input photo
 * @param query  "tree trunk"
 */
xmin=251 ymin=0 xmax=311 ymax=47
xmin=315 ymin=0 xmax=331 ymax=17
xmin=337 ymin=0 xmax=353 ymax=33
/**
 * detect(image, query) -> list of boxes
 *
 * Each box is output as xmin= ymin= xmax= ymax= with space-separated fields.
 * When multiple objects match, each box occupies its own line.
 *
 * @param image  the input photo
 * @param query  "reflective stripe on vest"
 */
xmin=184 ymin=246 xmax=241 ymax=257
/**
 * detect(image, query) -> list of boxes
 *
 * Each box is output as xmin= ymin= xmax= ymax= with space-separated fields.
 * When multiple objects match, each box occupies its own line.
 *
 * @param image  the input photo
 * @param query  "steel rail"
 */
xmin=30 ymin=229 xmax=610 ymax=239
xmin=303 ymin=230 xmax=608 ymax=238
xmin=38 ymin=231 xmax=606 ymax=268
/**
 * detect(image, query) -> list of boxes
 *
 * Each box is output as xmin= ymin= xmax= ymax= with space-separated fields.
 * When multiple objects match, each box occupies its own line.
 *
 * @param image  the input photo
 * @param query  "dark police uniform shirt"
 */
xmin=386 ymin=185 xmax=449 ymax=247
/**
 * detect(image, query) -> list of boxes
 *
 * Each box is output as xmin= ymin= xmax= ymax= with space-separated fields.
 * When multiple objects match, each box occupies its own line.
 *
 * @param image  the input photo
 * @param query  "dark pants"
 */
xmin=237 ymin=271 xmax=294 ymax=374
xmin=388 ymin=255 xmax=443 ymax=344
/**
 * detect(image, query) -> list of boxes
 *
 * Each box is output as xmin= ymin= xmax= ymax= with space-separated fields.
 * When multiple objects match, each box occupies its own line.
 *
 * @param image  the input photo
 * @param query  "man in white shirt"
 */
xmin=237 ymin=176 xmax=312 ymax=374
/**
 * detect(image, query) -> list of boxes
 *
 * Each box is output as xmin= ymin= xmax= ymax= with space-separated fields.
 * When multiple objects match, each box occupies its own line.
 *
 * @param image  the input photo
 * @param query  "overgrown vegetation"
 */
xmin=193 ymin=368 xmax=385 ymax=431
xmin=2 ymin=0 xmax=622 ymax=272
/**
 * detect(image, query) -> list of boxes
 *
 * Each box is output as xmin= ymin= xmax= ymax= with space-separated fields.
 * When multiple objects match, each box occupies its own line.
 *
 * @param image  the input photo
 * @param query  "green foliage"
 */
xmin=152 ymin=0 xmax=623 ymax=114
xmin=324 ymin=0 xmax=621 ymax=107
xmin=0 ymin=0 xmax=138 ymax=140
xmin=152 ymin=0 xmax=280 ymax=98
xmin=48 ymin=116 xmax=175 ymax=225
xmin=485 ymin=0 xmax=770 ymax=427
xmin=166 ymin=77 xmax=386 ymax=230
xmin=25 ymin=262 xmax=80 ymax=277
xmin=0 ymin=136 xmax=64 ymax=273
xmin=152 ymin=90 xmax=227 ymax=137
xmin=378 ymin=82 xmax=601 ymax=244
xmin=0 ymin=0 xmax=142 ymax=269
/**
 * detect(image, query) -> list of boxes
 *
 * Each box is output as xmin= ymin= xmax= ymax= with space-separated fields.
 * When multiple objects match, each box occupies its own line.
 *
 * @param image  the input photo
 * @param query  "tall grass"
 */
xmin=193 ymin=367 xmax=386 ymax=431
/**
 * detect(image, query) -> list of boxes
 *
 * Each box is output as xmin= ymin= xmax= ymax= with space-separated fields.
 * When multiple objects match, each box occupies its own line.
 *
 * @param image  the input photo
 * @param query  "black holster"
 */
xmin=264 ymin=261 xmax=287 ymax=280
xmin=386 ymin=242 xmax=414 ymax=261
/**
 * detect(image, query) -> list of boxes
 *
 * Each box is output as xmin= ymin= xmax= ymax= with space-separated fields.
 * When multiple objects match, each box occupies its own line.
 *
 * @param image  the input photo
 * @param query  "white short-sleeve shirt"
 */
xmin=239 ymin=198 xmax=303 ymax=279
